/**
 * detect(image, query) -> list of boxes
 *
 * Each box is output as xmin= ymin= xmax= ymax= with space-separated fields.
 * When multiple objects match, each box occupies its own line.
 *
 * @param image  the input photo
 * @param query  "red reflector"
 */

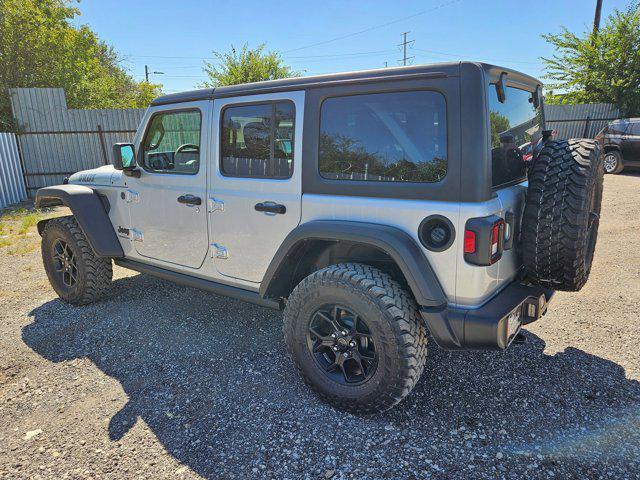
xmin=464 ymin=230 xmax=476 ymax=254
xmin=490 ymin=219 xmax=505 ymax=263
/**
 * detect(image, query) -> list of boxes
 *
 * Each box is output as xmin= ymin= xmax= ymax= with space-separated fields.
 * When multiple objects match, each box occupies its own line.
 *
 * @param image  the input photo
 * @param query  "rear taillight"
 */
xmin=464 ymin=215 xmax=505 ymax=266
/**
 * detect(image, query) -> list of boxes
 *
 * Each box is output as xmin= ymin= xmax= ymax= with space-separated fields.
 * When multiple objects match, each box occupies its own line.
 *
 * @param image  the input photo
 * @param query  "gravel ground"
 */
xmin=1 ymin=173 xmax=639 ymax=480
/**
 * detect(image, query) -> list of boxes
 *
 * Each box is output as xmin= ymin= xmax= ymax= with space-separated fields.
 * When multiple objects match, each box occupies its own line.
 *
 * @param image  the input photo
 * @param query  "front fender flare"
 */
xmin=35 ymin=185 xmax=124 ymax=258
xmin=260 ymin=220 xmax=447 ymax=308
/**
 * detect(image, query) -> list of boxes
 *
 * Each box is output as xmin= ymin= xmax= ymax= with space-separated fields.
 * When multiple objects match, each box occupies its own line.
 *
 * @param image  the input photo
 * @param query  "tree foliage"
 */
xmin=0 ymin=0 xmax=161 ymax=130
xmin=489 ymin=111 xmax=511 ymax=147
xmin=542 ymin=3 xmax=640 ymax=116
xmin=200 ymin=44 xmax=298 ymax=87
xmin=319 ymin=133 xmax=446 ymax=183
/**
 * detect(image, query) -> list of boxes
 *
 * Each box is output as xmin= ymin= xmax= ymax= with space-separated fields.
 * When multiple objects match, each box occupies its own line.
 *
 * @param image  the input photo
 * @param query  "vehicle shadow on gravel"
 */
xmin=23 ymin=274 xmax=640 ymax=478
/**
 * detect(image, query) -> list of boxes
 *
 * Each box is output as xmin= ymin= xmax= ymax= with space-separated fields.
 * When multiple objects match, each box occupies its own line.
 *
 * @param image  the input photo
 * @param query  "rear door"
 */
xmin=209 ymin=91 xmax=303 ymax=283
xmin=627 ymin=121 xmax=640 ymax=163
xmin=127 ymin=103 xmax=210 ymax=269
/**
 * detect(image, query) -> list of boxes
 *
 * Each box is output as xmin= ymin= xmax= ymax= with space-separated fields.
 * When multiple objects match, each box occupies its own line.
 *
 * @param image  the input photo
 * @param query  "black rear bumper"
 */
xmin=420 ymin=282 xmax=554 ymax=350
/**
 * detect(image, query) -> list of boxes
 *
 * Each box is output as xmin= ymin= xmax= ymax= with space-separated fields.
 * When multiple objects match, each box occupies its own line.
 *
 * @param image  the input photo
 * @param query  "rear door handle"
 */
xmin=177 ymin=194 xmax=202 ymax=206
xmin=254 ymin=202 xmax=286 ymax=215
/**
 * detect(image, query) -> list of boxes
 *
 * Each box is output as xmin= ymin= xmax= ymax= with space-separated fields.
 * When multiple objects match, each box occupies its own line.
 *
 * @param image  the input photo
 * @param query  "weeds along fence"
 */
xmin=0 ymin=132 xmax=27 ymax=209
xmin=9 ymin=88 xmax=145 ymax=196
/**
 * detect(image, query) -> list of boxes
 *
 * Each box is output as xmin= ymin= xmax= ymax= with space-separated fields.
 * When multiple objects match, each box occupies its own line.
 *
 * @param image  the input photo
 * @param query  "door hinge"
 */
xmin=207 ymin=197 xmax=225 ymax=213
xmin=210 ymin=243 xmax=228 ymax=259
xmin=129 ymin=228 xmax=144 ymax=242
xmin=123 ymin=189 xmax=140 ymax=204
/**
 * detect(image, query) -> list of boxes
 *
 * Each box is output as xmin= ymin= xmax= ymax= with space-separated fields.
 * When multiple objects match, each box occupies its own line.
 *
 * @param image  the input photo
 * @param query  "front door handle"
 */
xmin=177 ymin=194 xmax=202 ymax=206
xmin=255 ymin=202 xmax=286 ymax=215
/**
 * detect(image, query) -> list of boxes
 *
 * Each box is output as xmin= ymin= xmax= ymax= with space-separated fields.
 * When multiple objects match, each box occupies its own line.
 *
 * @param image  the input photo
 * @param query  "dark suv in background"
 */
xmin=597 ymin=118 xmax=640 ymax=174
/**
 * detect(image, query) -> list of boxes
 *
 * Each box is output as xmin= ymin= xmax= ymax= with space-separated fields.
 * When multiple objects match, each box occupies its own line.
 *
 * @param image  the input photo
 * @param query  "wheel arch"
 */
xmin=603 ymin=144 xmax=622 ymax=155
xmin=35 ymin=185 xmax=124 ymax=258
xmin=259 ymin=220 xmax=447 ymax=308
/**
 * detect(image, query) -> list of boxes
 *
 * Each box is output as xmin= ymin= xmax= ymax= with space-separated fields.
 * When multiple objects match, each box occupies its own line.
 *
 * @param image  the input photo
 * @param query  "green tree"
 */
xmin=489 ymin=111 xmax=511 ymax=147
xmin=0 ymin=0 xmax=161 ymax=130
xmin=542 ymin=2 xmax=640 ymax=116
xmin=200 ymin=44 xmax=299 ymax=87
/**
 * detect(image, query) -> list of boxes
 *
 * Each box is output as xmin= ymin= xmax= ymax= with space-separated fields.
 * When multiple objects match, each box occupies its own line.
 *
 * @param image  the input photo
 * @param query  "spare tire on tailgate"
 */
xmin=521 ymin=139 xmax=604 ymax=291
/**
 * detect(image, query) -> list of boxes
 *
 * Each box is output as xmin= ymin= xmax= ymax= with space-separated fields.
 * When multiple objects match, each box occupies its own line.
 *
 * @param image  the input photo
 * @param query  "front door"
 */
xmin=128 ymin=103 xmax=210 ymax=269
xmin=209 ymin=91 xmax=303 ymax=283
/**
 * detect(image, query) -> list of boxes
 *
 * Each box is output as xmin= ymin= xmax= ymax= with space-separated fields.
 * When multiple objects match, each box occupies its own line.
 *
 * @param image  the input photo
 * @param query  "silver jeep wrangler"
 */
xmin=35 ymin=62 xmax=604 ymax=413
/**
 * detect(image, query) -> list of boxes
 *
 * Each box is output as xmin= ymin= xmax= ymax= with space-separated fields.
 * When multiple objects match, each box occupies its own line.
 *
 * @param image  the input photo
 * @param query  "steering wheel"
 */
xmin=175 ymin=144 xmax=199 ymax=157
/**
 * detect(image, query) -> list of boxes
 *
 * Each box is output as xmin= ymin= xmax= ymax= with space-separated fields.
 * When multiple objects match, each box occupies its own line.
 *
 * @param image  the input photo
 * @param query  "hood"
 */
xmin=68 ymin=165 xmax=123 ymax=186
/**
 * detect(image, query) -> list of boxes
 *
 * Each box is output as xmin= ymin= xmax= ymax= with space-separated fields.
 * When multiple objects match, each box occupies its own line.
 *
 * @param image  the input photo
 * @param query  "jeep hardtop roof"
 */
xmin=151 ymin=61 xmax=543 ymax=107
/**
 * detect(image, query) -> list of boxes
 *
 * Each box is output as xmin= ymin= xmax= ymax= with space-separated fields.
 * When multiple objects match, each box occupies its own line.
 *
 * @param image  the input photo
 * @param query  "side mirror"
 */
xmin=495 ymin=72 xmax=507 ymax=104
xmin=112 ymin=143 xmax=136 ymax=170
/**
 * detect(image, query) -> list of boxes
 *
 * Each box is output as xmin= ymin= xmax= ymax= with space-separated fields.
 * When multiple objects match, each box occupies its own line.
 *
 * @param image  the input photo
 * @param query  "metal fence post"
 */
xmin=97 ymin=124 xmax=109 ymax=166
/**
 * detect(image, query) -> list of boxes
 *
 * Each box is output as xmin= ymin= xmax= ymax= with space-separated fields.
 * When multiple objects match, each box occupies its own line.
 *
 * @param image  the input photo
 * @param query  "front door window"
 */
xmin=141 ymin=110 xmax=202 ymax=175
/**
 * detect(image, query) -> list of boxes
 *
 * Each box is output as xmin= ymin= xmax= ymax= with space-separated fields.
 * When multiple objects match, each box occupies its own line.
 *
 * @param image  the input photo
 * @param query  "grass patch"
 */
xmin=18 ymin=213 xmax=40 ymax=234
xmin=6 ymin=238 xmax=38 ymax=256
xmin=0 ymin=205 xmax=60 ymax=250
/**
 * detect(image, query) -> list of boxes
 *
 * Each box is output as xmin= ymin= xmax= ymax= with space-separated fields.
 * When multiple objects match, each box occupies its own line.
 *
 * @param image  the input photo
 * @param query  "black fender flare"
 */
xmin=603 ymin=144 xmax=622 ymax=155
xmin=35 ymin=185 xmax=124 ymax=258
xmin=259 ymin=220 xmax=447 ymax=308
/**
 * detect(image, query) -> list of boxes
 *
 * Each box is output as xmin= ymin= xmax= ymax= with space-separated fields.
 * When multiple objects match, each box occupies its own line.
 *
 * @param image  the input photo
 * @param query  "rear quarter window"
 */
xmin=318 ymin=90 xmax=447 ymax=183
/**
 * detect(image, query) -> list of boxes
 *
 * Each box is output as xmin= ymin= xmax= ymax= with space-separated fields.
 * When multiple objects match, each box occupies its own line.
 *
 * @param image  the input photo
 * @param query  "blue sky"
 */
xmin=74 ymin=0 xmax=631 ymax=94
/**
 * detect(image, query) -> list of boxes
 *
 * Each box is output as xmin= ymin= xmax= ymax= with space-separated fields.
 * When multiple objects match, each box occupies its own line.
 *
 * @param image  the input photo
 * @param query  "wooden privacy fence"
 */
xmin=0 ymin=132 xmax=27 ymax=209
xmin=9 ymin=88 xmax=145 ymax=195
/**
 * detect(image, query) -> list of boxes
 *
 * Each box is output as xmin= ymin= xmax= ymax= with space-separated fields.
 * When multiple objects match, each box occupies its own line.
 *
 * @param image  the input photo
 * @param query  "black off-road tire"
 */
xmin=283 ymin=263 xmax=427 ymax=414
xmin=41 ymin=216 xmax=113 ymax=305
xmin=522 ymin=139 xmax=604 ymax=291
xmin=603 ymin=150 xmax=624 ymax=174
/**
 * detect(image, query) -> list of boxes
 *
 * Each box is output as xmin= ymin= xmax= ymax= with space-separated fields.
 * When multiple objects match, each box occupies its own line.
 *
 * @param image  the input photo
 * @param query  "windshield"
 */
xmin=488 ymin=84 xmax=543 ymax=187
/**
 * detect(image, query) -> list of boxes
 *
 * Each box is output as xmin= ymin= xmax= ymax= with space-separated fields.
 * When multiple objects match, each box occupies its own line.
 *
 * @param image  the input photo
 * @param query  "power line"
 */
xmin=136 ymin=74 xmax=206 ymax=79
xmin=283 ymin=0 xmax=461 ymax=53
xmin=286 ymin=49 xmax=397 ymax=60
xmin=123 ymin=48 xmax=399 ymax=63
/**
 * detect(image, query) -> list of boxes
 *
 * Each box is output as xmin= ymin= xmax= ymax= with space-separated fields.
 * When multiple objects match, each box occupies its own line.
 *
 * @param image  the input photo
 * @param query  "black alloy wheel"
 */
xmin=306 ymin=305 xmax=377 ymax=386
xmin=51 ymin=238 xmax=78 ymax=289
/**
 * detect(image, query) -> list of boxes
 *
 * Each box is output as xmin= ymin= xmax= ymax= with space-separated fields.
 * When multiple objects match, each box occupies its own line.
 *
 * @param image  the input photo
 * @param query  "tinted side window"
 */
xmin=220 ymin=102 xmax=295 ymax=179
xmin=142 ymin=110 xmax=201 ymax=174
xmin=608 ymin=121 xmax=628 ymax=135
xmin=318 ymin=91 xmax=447 ymax=183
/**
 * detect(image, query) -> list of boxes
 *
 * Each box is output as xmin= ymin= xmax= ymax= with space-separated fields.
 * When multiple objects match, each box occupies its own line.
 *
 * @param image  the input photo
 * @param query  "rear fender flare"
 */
xmin=260 ymin=220 xmax=447 ymax=308
xmin=35 ymin=185 xmax=124 ymax=258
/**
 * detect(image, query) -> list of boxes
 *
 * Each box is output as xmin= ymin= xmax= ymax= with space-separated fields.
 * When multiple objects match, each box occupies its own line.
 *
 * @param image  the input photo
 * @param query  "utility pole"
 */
xmin=398 ymin=32 xmax=415 ymax=66
xmin=593 ymin=0 xmax=603 ymax=37
xmin=144 ymin=65 xmax=164 ymax=82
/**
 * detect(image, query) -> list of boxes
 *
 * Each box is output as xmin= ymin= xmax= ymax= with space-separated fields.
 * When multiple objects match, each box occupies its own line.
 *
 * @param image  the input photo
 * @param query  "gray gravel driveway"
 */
xmin=1 ymin=173 xmax=639 ymax=479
